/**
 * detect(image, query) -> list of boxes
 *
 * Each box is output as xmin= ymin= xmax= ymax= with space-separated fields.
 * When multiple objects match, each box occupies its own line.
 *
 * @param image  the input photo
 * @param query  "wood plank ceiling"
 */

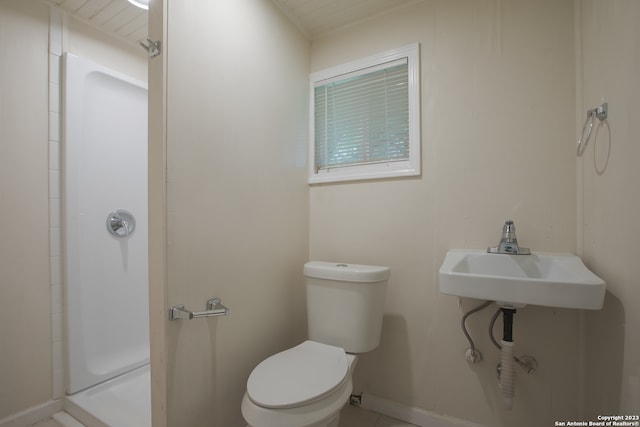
xmin=271 ymin=0 xmax=422 ymax=39
xmin=46 ymin=0 xmax=148 ymax=44
xmin=46 ymin=0 xmax=422 ymax=45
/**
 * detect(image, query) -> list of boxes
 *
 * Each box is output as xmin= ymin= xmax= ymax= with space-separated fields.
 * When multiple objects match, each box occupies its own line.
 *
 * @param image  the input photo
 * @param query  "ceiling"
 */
xmin=47 ymin=0 xmax=421 ymax=45
xmin=271 ymin=0 xmax=422 ymax=39
xmin=46 ymin=0 xmax=148 ymax=45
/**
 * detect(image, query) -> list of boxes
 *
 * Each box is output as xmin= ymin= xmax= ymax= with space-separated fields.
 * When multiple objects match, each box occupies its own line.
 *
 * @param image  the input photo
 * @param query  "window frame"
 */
xmin=308 ymin=43 xmax=421 ymax=184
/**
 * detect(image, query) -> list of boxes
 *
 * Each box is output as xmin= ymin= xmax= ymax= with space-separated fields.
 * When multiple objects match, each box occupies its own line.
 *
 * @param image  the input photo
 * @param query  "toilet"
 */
xmin=241 ymin=261 xmax=390 ymax=427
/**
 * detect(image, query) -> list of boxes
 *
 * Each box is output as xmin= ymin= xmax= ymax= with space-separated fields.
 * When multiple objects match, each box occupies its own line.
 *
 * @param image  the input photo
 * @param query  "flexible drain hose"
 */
xmin=500 ymin=340 xmax=515 ymax=410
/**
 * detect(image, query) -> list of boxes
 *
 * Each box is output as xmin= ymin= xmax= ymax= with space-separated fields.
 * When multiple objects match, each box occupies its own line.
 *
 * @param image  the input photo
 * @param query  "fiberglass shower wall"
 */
xmin=63 ymin=53 xmax=149 ymax=394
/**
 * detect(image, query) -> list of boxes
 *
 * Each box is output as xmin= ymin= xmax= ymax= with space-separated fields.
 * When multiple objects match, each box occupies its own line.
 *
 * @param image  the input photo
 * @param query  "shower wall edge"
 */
xmin=48 ymin=4 xmax=65 ymax=402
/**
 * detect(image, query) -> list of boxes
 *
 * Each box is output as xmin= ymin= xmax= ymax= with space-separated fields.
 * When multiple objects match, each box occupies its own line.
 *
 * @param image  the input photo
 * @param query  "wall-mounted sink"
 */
xmin=439 ymin=250 xmax=606 ymax=309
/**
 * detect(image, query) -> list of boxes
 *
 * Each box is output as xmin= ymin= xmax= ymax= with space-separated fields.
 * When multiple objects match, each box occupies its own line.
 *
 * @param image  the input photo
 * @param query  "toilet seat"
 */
xmin=247 ymin=341 xmax=349 ymax=409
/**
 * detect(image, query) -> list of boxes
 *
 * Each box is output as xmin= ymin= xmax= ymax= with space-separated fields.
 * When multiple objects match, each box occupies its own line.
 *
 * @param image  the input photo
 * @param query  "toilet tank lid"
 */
xmin=304 ymin=261 xmax=390 ymax=283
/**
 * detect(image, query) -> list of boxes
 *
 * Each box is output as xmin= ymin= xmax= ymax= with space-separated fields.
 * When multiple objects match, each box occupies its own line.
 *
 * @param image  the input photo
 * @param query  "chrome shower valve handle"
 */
xmin=106 ymin=210 xmax=136 ymax=237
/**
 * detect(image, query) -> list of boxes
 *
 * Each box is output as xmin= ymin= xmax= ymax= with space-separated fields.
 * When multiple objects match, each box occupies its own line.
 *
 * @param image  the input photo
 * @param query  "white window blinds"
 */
xmin=313 ymin=59 xmax=409 ymax=171
xmin=308 ymin=43 xmax=420 ymax=184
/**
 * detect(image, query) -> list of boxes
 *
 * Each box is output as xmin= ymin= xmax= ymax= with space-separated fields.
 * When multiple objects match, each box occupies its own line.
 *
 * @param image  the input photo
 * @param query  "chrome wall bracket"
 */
xmin=577 ymin=102 xmax=608 ymax=157
xmin=139 ymin=38 xmax=161 ymax=58
xmin=169 ymin=298 xmax=229 ymax=321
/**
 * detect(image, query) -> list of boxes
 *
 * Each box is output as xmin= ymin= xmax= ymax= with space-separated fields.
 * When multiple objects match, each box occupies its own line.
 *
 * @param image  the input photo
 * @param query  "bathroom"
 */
xmin=0 ymin=0 xmax=638 ymax=426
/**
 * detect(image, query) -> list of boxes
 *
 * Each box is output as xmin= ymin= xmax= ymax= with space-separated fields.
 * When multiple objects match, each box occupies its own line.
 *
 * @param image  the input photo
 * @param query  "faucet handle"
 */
xmin=488 ymin=220 xmax=531 ymax=255
xmin=502 ymin=220 xmax=516 ymax=242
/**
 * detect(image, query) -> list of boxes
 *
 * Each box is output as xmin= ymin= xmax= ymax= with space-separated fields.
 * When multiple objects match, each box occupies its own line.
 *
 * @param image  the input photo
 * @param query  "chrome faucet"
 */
xmin=488 ymin=220 xmax=531 ymax=255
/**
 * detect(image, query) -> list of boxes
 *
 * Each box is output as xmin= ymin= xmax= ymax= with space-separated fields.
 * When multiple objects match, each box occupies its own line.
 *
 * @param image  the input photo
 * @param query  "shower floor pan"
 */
xmin=63 ymin=364 xmax=150 ymax=427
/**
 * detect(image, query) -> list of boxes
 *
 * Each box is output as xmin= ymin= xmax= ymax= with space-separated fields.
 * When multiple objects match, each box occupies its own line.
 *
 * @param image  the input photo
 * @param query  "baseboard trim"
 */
xmin=360 ymin=393 xmax=483 ymax=427
xmin=0 ymin=400 xmax=62 ymax=427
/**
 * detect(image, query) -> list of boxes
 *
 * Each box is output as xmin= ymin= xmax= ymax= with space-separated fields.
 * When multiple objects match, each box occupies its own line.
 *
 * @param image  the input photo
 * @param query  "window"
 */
xmin=309 ymin=43 xmax=420 ymax=184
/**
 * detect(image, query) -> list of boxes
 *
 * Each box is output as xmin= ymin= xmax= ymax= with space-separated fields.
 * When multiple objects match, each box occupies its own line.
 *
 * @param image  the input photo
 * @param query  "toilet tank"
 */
xmin=304 ymin=262 xmax=389 ymax=353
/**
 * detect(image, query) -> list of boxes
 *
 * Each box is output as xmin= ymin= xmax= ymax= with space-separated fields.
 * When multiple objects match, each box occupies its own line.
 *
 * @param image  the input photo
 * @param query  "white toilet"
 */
xmin=241 ymin=261 xmax=390 ymax=427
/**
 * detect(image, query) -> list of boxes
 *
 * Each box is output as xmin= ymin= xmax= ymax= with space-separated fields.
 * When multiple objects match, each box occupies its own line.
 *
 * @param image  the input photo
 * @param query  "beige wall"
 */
xmin=310 ymin=1 xmax=579 ymax=426
xmin=0 ymin=0 xmax=51 ymax=420
xmin=164 ymin=0 xmax=310 ymax=425
xmin=579 ymin=0 xmax=640 ymax=416
xmin=3 ymin=0 xmax=638 ymax=425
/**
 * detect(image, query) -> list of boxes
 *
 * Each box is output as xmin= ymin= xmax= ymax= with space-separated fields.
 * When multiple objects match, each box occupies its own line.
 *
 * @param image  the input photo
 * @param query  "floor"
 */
xmin=64 ymin=364 xmax=151 ymax=427
xmin=29 ymin=404 xmax=418 ymax=427
xmin=339 ymin=404 xmax=419 ymax=427
xmin=29 ymin=421 xmax=60 ymax=427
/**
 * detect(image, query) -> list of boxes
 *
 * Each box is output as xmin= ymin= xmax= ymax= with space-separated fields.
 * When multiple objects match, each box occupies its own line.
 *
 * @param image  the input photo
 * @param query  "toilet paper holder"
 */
xmin=169 ymin=298 xmax=229 ymax=320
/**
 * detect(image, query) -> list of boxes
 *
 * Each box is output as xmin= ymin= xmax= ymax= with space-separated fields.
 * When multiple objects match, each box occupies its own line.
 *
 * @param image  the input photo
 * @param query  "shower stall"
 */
xmin=62 ymin=53 xmax=150 ymax=427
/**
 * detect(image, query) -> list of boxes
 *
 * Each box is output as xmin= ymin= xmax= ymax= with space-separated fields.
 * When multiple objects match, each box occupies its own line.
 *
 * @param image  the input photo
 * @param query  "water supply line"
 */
xmin=461 ymin=300 xmax=493 ymax=363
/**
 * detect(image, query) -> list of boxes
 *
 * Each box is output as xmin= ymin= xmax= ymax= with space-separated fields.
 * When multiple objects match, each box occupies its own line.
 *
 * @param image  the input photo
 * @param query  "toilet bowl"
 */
xmin=241 ymin=341 xmax=357 ymax=427
xmin=241 ymin=262 xmax=390 ymax=427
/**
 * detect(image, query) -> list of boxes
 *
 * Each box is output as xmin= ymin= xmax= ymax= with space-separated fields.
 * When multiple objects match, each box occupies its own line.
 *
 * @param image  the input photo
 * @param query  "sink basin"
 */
xmin=439 ymin=250 xmax=606 ymax=309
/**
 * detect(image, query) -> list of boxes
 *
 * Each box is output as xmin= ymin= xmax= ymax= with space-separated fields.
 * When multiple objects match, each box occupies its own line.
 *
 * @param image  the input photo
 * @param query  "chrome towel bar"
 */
xmin=169 ymin=298 xmax=229 ymax=321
